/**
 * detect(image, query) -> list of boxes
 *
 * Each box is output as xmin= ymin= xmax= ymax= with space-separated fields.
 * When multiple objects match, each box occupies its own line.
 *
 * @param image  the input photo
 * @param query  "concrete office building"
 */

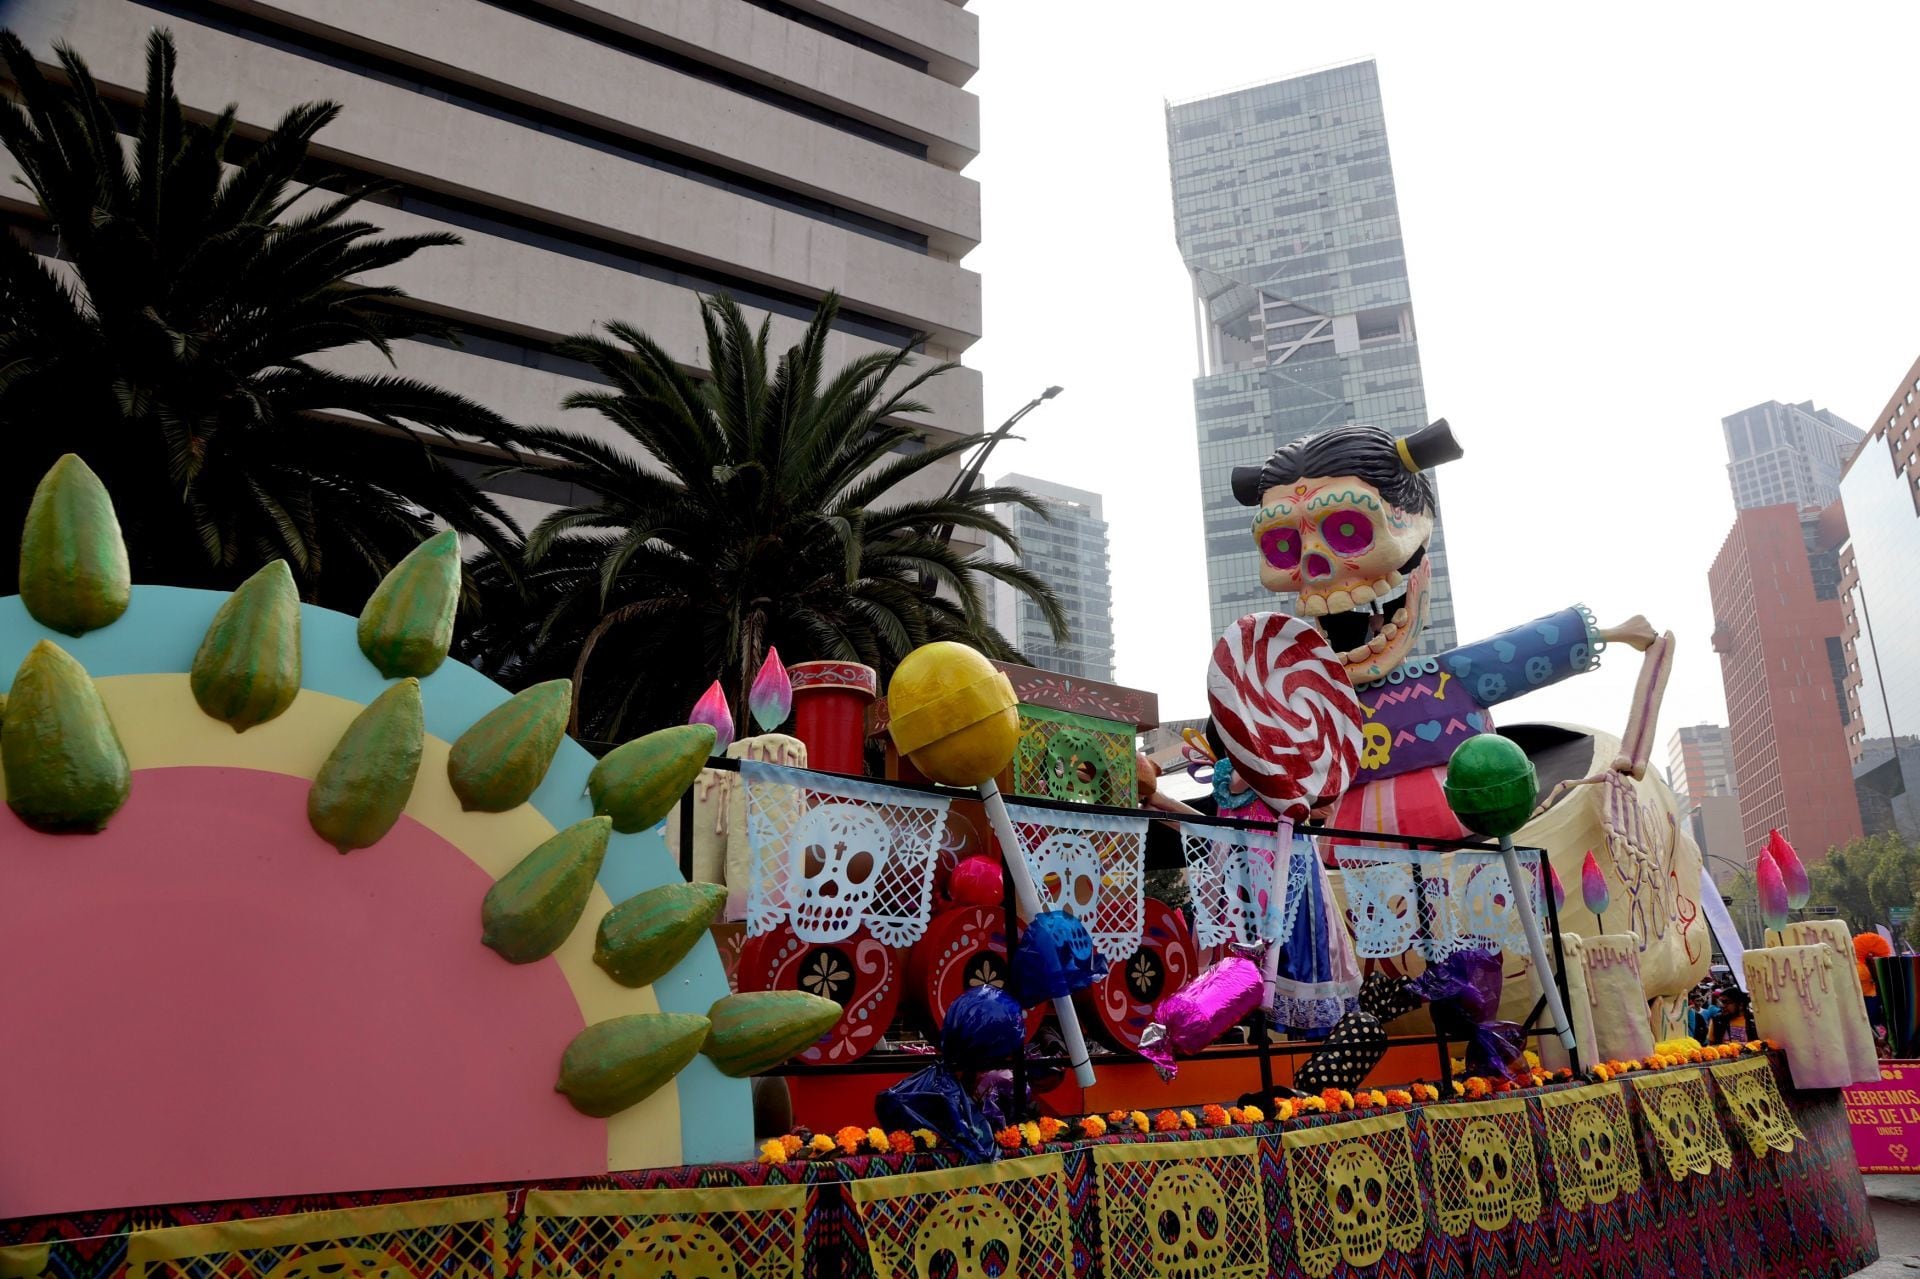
xmin=1166 ymin=60 xmax=1459 ymax=651
xmin=1709 ymin=503 xmax=1862 ymax=860
xmin=1840 ymin=352 xmax=1920 ymax=764
xmin=990 ymin=474 xmax=1115 ymax=682
xmin=1666 ymin=723 xmax=1737 ymax=803
xmin=1723 ymin=400 xmax=1864 ymax=512
xmin=2 ymin=0 xmax=985 ymax=532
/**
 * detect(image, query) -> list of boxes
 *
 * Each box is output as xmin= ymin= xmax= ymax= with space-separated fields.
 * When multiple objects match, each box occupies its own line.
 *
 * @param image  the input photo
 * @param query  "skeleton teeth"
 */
xmin=1372 ymin=578 xmax=1393 ymax=597
xmin=1369 ymin=633 xmax=1390 ymax=653
xmin=1351 ymin=584 xmax=1376 ymax=606
xmin=1392 ymin=607 xmax=1409 ymax=626
xmin=1327 ymin=590 xmax=1354 ymax=614
xmin=1347 ymin=644 xmax=1374 ymax=664
xmin=1381 ymin=622 xmax=1399 ymax=640
xmin=1387 ymin=569 xmax=1404 ymax=587
xmin=1302 ymin=594 xmax=1329 ymax=617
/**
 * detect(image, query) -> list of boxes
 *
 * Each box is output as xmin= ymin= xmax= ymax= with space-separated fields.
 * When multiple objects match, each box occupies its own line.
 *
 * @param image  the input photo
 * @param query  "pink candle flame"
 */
xmin=1580 ymin=849 xmax=1610 ymax=917
xmin=748 ymin=647 xmax=792 ymax=734
xmin=1548 ymin=863 xmax=1567 ymax=913
xmin=1767 ymin=828 xmax=1811 ymax=911
xmin=689 ymin=680 xmax=735 ymax=754
xmin=1757 ymin=844 xmax=1791 ymax=931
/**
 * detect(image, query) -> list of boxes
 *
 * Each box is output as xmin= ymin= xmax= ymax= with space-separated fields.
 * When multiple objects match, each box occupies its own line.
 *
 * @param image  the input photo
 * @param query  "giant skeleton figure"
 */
xmin=1231 ymin=421 xmax=1709 ymax=1029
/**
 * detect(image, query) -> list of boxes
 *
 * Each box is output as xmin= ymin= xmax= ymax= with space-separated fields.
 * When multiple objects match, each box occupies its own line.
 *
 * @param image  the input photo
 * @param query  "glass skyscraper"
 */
xmin=990 ymin=474 xmax=1116 ymax=681
xmin=1167 ymin=60 xmax=1457 ymax=651
xmin=1723 ymin=400 xmax=1863 ymax=512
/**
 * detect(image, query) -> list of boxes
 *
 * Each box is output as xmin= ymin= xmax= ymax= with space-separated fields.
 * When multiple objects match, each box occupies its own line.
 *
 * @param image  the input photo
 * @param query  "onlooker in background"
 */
xmin=1707 ymin=987 xmax=1758 ymax=1045
xmin=1686 ymin=990 xmax=1713 ymax=1042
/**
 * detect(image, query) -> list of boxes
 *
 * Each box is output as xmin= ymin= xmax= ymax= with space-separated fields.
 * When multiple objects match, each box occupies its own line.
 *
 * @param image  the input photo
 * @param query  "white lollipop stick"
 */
xmin=979 ymin=779 xmax=1097 ymax=1088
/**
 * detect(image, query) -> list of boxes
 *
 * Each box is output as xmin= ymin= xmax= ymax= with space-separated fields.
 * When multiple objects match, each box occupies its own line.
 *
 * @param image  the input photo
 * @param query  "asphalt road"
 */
xmin=1860 ymin=1177 xmax=1920 ymax=1277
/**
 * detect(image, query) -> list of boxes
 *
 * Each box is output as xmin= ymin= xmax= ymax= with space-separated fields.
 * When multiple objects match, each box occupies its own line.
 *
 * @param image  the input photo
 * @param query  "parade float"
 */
xmin=0 ymin=432 xmax=1884 ymax=1279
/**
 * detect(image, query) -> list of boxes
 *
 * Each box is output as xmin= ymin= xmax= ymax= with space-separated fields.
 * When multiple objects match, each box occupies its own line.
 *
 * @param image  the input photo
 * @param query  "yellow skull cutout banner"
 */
xmin=124 ymin=1195 xmax=509 ymax=1279
xmin=851 ymin=1154 xmax=1073 ymax=1279
xmin=1537 ymin=1083 xmax=1641 ymax=1211
xmin=1423 ymin=1101 xmax=1544 ymax=1237
xmin=1094 ymin=1137 xmax=1267 ymax=1279
xmin=1631 ymin=1070 xmax=1733 ymax=1182
xmin=1711 ymin=1055 xmax=1805 ymax=1157
xmin=518 ymin=1188 xmax=803 ymax=1279
xmin=1283 ymin=1114 xmax=1425 ymax=1278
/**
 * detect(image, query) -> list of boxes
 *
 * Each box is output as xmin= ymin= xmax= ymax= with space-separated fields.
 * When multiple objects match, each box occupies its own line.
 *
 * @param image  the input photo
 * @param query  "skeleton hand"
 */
xmin=1597 ymin=615 xmax=1657 ymax=652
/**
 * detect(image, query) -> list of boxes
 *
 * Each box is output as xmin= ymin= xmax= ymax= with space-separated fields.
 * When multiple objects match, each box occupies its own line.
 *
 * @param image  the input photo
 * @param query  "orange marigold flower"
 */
xmin=1272 ymin=1099 xmax=1295 ymax=1121
xmin=1464 ymin=1077 xmax=1492 ymax=1099
xmin=1241 ymin=1104 xmax=1265 ymax=1123
xmin=1019 ymin=1121 xmax=1043 ymax=1147
xmin=1367 ymin=1089 xmax=1388 ymax=1107
xmin=1081 ymin=1114 xmax=1109 ymax=1138
xmin=1154 ymin=1109 xmax=1181 ymax=1132
xmin=1451 ymin=1081 xmax=1466 ymax=1097
xmin=1130 ymin=1110 xmax=1151 ymax=1134
xmin=1590 ymin=1065 xmax=1613 ymax=1082
xmin=809 ymin=1134 xmax=836 ymax=1157
xmin=1299 ymin=1096 xmax=1326 ymax=1113
xmin=1386 ymin=1089 xmax=1413 ymax=1107
xmin=835 ymin=1125 xmax=867 ymax=1155
xmin=780 ymin=1134 xmax=804 ymax=1157
xmin=758 ymin=1139 xmax=787 ymax=1165
xmin=1338 ymin=1089 xmax=1356 ymax=1109
xmin=1179 ymin=1109 xmax=1198 ymax=1129
xmin=1320 ymin=1088 xmax=1347 ymax=1111
xmin=1203 ymin=1104 xmax=1230 ymax=1127
xmin=889 ymin=1131 xmax=916 ymax=1155
xmin=867 ymin=1127 xmax=890 ymax=1154
xmin=995 ymin=1126 xmax=1024 ymax=1151
xmin=1352 ymin=1092 xmax=1374 ymax=1109
xmin=1036 ymin=1116 xmax=1066 ymax=1141
xmin=913 ymin=1129 xmax=940 ymax=1150
xmin=1109 ymin=1109 xmax=1132 ymax=1125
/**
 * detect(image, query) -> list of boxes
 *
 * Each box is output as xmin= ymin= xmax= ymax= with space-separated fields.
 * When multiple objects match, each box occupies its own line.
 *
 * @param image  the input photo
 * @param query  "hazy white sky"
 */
xmin=959 ymin=2 xmax=1920 ymax=746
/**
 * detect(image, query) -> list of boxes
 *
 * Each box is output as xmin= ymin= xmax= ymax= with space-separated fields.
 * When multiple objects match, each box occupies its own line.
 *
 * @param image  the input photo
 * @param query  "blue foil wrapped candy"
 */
xmin=942 ymin=983 xmax=1027 ymax=1070
xmin=1009 ymin=910 xmax=1101 ymax=1008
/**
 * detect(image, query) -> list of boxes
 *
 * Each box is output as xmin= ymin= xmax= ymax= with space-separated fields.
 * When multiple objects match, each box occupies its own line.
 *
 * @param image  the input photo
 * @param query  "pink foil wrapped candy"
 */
xmin=748 ymin=648 xmax=793 ymax=734
xmin=1136 ymin=955 xmax=1264 ymax=1082
xmin=689 ymin=680 xmax=735 ymax=754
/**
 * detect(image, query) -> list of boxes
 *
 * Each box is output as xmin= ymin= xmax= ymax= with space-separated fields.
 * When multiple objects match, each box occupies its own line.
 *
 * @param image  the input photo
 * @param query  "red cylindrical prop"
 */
xmin=789 ymin=661 xmax=877 ymax=776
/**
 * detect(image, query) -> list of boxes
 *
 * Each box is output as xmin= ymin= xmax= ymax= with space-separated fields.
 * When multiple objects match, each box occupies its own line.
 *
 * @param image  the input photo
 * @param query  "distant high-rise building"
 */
xmin=1709 ymin=503 xmax=1862 ymax=860
xmin=1724 ymin=401 xmax=1864 ymax=512
xmin=1666 ymin=724 xmax=1737 ymax=802
xmin=1840 ymin=352 xmax=1920 ymax=764
xmin=4 ymin=0 xmax=985 ymax=533
xmin=1166 ymin=60 xmax=1458 ymax=650
xmin=990 ymin=475 xmax=1115 ymax=681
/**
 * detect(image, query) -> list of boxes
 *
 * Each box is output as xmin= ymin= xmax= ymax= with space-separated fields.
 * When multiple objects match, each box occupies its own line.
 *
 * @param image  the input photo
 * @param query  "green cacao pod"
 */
xmin=2 ymin=639 xmax=129 ymax=831
xmin=593 ymin=882 xmax=727 ymax=987
xmin=481 ymin=816 xmax=611 ymax=963
xmin=555 ymin=1013 xmax=709 ymax=1118
xmin=448 ymin=679 xmax=571 ymax=812
xmin=700 ymin=991 xmax=842 ymax=1078
xmin=307 ymin=678 xmax=423 ymax=852
xmin=19 ymin=454 xmax=130 ymax=636
xmin=587 ymin=723 xmax=716 ymax=834
xmin=190 ymin=560 xmax=302 ymax=731
xmin=357 ymin=530 xmax=460 ymax=678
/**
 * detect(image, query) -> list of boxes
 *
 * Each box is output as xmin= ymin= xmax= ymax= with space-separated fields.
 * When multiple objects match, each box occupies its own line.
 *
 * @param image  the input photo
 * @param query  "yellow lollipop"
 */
xmin=886 ymin=641 xmax=1097 ymax=1086
xmin=887 ymin=641 xmax=1018 ymax=784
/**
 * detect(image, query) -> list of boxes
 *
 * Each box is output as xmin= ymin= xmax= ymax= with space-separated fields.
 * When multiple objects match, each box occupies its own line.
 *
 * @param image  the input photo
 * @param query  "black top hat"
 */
xmin=1398 ymin=419 xmax=1462 ymax=472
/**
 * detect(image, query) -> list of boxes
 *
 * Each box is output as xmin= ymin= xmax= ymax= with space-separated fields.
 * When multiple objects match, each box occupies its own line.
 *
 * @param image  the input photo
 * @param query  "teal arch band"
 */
xmin=0 ymin=586 xmax=748 ymax=1168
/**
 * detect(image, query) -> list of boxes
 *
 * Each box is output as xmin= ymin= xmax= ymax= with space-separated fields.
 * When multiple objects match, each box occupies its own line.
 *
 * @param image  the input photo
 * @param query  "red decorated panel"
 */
xmin=1085 ymin=897 xmax=1197 ymax=1051
xmin=908 ymin=905 xmax=1045 ymax=1039
xmin=737 ymin=923 xmax=901 ymax=1064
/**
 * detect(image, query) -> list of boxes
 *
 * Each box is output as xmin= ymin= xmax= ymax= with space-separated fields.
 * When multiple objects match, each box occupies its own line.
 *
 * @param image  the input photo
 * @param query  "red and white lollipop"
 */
xmin=1207 ymin=613 xmax=1365 ymax=821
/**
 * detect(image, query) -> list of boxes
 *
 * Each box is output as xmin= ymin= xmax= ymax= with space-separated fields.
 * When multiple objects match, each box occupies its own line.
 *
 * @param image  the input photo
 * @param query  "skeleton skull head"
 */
xmin=1457 ymin=1119 xmax=1515 ymax=1232
xmin=792 ymin=802 xmax=890 ymax=942
xmin=1223 ymin=847 xmax=1270 ymax=943
xmin=1032 ymin=832 xmax=1100 ymax=921
xmin=602 ymin=1222 xmax=737 ymax=1279
xmin=1234 ymin=424 xmax=1451 ymax=685
xmin=912 ymin=1194 xmax=1020 ymax=1279
xmin=1147 ymin=1164 xmax=1231 ymax=1279
xmin=1045 ymin=727 xmax=1107 ymax=802
xmin=1567 ymin=1102 xmax=1621 ymax=1205
xmin=1325 ymin=1142 xmax=1391 ymax=1268
xmin=1655 ymin=1088 xmax=1710 ymax=1177
xmin=1453 ymin=861 xmax=1518 ymax=953
xmin=1360 ymin=721 xmax=1392 ymax=770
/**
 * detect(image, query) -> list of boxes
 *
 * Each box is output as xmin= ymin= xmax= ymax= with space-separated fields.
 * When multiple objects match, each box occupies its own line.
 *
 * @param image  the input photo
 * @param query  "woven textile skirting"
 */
xmin=0 ymin=1054 xmax=1875 ymax=1279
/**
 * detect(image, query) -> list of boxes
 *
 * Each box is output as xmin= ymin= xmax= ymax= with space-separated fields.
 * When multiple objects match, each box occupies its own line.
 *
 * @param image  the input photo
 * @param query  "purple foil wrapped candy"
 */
xmin=1408 ymin=946 xmax=1524 ymax=1079
xmin=1136 ymin=955 xmax=1265 ymax=1082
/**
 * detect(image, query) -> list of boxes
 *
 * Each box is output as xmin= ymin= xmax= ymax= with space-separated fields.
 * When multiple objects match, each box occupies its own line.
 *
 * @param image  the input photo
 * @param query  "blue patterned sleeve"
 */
xmin=1441 ymin=605 xmax=1602 ymax=709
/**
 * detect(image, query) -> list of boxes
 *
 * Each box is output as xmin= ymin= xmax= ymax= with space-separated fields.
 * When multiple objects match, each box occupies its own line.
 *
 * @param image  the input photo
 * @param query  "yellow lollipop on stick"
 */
xmin=888 ymin=641 xmax=1098 ymax=1087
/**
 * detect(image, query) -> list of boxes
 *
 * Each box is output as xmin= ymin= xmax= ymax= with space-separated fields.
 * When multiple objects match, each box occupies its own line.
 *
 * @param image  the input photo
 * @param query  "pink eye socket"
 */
xmin=1321 ymin=511 xmax=1374 ymax=555
xmin=1259 ymin=525 xmax=1300 ymax=569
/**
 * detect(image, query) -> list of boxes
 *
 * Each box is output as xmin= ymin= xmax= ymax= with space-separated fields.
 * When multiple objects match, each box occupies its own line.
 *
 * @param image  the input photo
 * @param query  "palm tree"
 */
xmin=0 ymin=30 xmax=530 ymax=604
xmin=460 ymin=293 xmax=1068 ymax=743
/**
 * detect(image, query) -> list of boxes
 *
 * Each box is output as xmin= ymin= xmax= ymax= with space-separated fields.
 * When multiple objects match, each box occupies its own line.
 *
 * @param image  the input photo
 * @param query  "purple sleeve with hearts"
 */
xmin=1352 ymin=605 xmax=1599 ymax=783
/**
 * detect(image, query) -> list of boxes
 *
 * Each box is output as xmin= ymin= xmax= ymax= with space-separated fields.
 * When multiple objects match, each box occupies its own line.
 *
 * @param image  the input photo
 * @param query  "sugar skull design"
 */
xmin=1649 ymin=1085 xmax=1713 ymax=1180
xmin=1044 ymin=726 xmax=1110 ymax=803
xmin=266 ymin=1250 xmax=405 ymax=1279
xmin=1456 ymin=1119 xmax=1515 ymax=1233
xmin=1567 ymin=1102 xmax=1623 ymax=1205
xmin=1031 ymin=831 xmax=1100 ymax=920
xmin=1717 ymin=1060 xmax=1802 ymax=1156
xmin=791 ymin=801 xmax=890 ymax=943
xmin=601 ymin=1222 xmax=739 ymax=1279
xmin=1146 ymin=1164 xmax=1231 ymax=1279
xmin=911 ymin=1194 xmax=1021 ymax=1279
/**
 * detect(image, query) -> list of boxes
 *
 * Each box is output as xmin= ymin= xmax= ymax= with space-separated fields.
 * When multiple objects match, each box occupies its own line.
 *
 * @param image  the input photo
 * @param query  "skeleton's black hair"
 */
xmin=1230 ymin=420 xmax=1459 ymax=511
